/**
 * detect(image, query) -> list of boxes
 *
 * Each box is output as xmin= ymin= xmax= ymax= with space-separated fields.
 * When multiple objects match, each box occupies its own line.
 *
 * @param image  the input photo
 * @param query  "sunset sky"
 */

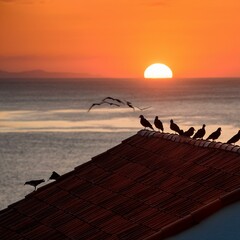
xmin=0 ymin=0 xmax=240 ymax=78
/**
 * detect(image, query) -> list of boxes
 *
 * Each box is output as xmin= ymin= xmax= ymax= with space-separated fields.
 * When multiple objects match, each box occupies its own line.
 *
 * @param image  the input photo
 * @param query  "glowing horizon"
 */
xmin=0 ymin=0 xmax=240 ymax=78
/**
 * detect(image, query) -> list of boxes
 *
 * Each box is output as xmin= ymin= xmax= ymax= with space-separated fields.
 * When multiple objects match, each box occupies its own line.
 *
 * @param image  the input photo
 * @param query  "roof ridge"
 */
xmin=137 ymin=130 xmax=240 ymax=155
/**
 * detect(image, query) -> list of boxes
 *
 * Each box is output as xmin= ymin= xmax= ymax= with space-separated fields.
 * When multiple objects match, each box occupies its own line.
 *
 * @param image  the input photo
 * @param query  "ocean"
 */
xmin=0 ymin=77 xmax=239 ymax=209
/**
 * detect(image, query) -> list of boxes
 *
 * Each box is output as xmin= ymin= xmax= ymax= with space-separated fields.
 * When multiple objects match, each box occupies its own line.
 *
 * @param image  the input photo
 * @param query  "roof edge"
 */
xmin=145 ymin=188 xmax=240 ymax=240
xmin=137 ymin=130 xmax=240 ymax=154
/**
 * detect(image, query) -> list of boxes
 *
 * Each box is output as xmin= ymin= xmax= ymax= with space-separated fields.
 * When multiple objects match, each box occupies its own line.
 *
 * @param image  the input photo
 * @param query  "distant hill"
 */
xmin=0 ymin=70 xmax=95 ymax=79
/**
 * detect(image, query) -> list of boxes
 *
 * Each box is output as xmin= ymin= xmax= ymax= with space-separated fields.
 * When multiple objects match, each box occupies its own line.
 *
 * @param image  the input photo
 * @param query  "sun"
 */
xmin=144 ymin=63 xmax=173 ymax=79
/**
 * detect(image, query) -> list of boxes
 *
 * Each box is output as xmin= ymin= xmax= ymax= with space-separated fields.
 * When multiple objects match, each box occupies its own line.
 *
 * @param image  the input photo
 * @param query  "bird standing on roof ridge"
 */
xmin=48 ymin=171 xmax=60 ymax=181
xmin=154 ymin=116 xmax=164 ymax=132
xmin=206 ymin=127 xmax=222 ymax=141
xmin=139 ymin=115 xmax=154 ymax=130
xmin=183 ymin=127 xmax=195 ymax=137
xmin=193 ymin=124 xmax=206 ymax=139
xmin=178 ymin=129 xmax=184 ymax=135
xmin=24 ymin=179 xmax=45 ymax=191
xmin=227 ymin=130 xmax=240 ymax=145
xmin=170 ymin=119 xmax=181 ymax=134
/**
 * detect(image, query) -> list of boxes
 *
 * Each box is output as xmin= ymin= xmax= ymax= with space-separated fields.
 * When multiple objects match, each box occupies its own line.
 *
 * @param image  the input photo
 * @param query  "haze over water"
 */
xmin=0 ymin=77 xmax=239 ymax=209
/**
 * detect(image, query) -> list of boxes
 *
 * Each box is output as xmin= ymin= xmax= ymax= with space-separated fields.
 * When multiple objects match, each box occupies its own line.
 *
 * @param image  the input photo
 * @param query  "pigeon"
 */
xmin=206 ymin=127 xmax=222 ymax=141
xmin=24 ymin=179 xmax=45 ymax=191
xmin=170 ymin=119 xmax=181 ymax=134
xmin=193 ymin=124 xmax=206 ymax=139
xmin=178 ymin=129 xmax=184 ymax=135
xmin=139 ymin=115 xmax=154 ymax=130
xmin=183 ymin=127 xmax=195 ymax=137
xmin=48 ymin=171 xmax=60 ymax=181
xmin=227 ymin=130 xmax=240 ymax=144
xmin=154 ymin=116 xmax=164 ymax=132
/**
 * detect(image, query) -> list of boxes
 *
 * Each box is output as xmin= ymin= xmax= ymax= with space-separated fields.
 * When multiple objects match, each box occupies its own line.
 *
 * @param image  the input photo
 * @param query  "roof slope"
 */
xmin=1 ymin=130 xmax=240 ymax=240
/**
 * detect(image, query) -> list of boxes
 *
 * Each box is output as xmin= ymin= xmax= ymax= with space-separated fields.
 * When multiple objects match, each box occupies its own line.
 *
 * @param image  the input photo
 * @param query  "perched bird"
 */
xmin=170 ymin=119 xmax=181 ymax=134
xmin=139 ymin=115 xmax=154 ymax=130
xmin=154 ymin=116 xmax=164 ymax=132
xmin=193 ymin=124 xmax=206 ymax=139
xmin=227 ymin=130 xmax=240 ymax=144
xmin=206 ymin=127 xmax=222 ymax=141
xmin=87 ymin=101 xmax=120 ymax=112
xmin=24 ymin=179 xmax=45 ymax=191
xmin=178 ymin=129 xmax=184 ymax=135
xmin=48 ymin=171 xmax=60 ymax=181
xmin=183 ymin=127 xmax=195 ymax=137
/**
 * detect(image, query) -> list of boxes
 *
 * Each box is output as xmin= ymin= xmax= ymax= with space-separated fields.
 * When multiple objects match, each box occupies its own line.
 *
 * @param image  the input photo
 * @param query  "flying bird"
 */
xmin=135 ymin=106 xmax=152 ymax=111
xmin=88 ymin=97 xmax=151 ymax=112
xmin=139 ymin=115 xmax=154 ymax=130
xmin=170 ymin=119 xmax=181 ymax=134
xmin=48 ymin=171 xmax=60 ymax=181
xmin=154 ymin=116 xmax=164 ymax=132
xmin=102 ymin=97 xmax=125 ymax=105
xmin=24 ymin=179 xmax=45 ymax=191
xmin=87 ymin=101 xmax=120 ymax=112
xmin=227 ymin=130 xmax=240 ymax=145
xmin=193 ymin=124 xmax=206 ymax=139
xmin=126 ymin=102 xmax=151 ymax=111
xmin=206 ymin=127 xmax=222 ymax=141
xmin=126 ymin=101 xmax=135 ymax=111
xmin=183 ymin=127 xmax=195 ymax=137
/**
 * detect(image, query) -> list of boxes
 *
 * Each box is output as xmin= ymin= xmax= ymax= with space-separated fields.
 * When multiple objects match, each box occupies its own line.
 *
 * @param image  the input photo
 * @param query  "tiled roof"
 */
xmin=1 ymin=130 xmax=240 ymax=240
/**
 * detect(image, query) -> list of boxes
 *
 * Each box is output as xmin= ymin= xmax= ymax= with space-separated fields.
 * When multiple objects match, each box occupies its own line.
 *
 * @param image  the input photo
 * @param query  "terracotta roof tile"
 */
xmin=0 ymin=226 xmax=26 ymax=240
xmin=1 ymin=129 xmax=240 ymax=240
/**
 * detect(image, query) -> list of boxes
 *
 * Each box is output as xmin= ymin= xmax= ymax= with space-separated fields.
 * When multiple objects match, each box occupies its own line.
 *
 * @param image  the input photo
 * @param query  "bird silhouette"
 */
xmin=170 ymin=119 xmax=181 ymax=134
xmin=136 ymin=106 xmax=152 ymax=111
xmin=126 ymin=101 xmax=135 ymax=111
xmin=24 ymin=179 xmax=45 ymax=191
xmin=154 ymin=116 xmax=164 ymax=132
xmin=48 ymin=171 xmax=60 ymax=181
xmin=91 ymin=97 xmax=151 ymax=112
xmin=183 ymin=127 xmax=195 ymax=137
xmin=124 ymin=99 xmax=151 ymax=111
xmin=178 ymin=129 xmax=184 ymax=135
xmin=193 ymin=124 xmax=206 ymax=139
xmin=139 ymin=115 xmax=154 ymax=130
xmin=87 ymin=101 xmax=120 ymax=112
xmin=102 ymin=97 xmax=125 ymax=105
xmin=227 ymin=130 xmax=240 ymax=145
xmin=206 ymin=127 xmax=222 ymax=141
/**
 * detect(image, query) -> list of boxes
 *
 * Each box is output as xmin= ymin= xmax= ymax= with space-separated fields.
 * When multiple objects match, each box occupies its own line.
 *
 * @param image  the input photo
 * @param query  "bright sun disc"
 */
xmin=144 ymin=63 xmax=173 ymax=79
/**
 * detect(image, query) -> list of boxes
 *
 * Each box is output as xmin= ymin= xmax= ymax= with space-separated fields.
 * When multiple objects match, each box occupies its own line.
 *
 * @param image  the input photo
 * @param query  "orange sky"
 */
xmin=0 ymin=0 xmax=240 ymax=78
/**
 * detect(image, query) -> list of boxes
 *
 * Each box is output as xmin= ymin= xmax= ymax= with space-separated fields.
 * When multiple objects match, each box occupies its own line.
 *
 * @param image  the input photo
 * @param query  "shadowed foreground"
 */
xmin=0 ymin=130 xmax=240 ymax=239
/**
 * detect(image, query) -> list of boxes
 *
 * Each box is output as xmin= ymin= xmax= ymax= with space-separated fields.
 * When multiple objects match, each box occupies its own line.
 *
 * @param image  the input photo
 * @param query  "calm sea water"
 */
xmin=0 ymin=77 xmax=239 ymax=209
